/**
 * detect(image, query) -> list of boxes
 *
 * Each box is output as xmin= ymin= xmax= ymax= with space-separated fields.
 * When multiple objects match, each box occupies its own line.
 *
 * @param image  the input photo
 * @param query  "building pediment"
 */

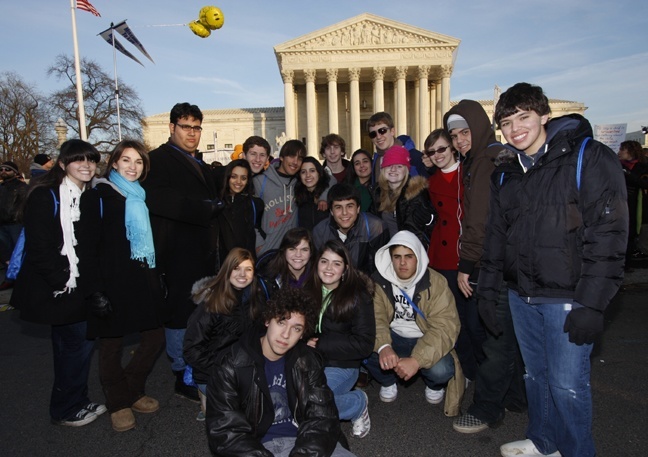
xmin=275 ymin=13 xmax=459 ymax=53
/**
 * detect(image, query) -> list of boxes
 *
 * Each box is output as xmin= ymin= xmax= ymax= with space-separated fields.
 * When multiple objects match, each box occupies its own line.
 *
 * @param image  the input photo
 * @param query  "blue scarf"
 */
xmin=109 ymin=170 xmax=156 ymax=268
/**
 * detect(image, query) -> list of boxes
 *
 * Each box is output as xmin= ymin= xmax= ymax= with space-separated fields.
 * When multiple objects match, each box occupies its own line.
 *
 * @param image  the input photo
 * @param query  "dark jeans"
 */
xmin=50 ymin=321 xmax=95 ymax=421
xmin=437 ymin=269 xmax=486 ymax=380
xmin=99 ymin=327 xmax=165 ymax=412
xmin=365 ymin=330 xmax=455 ymax=390
xmin=0 ymin=223 xmax=22 ymax=264
xmin=467 ymin=283 xmax=526 ymax=424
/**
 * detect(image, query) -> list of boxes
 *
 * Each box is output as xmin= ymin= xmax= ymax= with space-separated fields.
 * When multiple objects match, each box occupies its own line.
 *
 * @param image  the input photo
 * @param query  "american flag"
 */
xmin=76 ymin=0 xmax=101 ymax=17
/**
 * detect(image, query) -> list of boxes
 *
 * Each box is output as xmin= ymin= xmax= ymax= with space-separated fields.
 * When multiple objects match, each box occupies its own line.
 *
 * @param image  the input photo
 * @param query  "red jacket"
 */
xmin=427 ymin=166 xmax=463 ymax=270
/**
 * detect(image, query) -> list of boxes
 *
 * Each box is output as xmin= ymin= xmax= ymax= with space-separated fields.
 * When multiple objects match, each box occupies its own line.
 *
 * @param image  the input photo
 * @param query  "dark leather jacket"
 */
xmin=206 ymin=328 xmax=341 ymax=457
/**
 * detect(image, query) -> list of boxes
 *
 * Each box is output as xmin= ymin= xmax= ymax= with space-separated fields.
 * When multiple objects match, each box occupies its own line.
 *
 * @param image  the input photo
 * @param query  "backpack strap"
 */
xmin=49 ymin=188 xmax=59 ymax=216
xmin=576 ymin=137 xmax=591 ymax=191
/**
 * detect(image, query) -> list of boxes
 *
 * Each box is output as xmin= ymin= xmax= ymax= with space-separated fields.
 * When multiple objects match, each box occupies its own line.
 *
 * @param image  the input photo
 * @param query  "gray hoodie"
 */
xmin=253 ymin=164 xmax=298 ymax=255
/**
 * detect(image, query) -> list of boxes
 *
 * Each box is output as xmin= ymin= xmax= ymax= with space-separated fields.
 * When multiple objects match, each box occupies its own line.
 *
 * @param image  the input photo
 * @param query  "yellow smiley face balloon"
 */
xmin=189 ymin=20 xmax=211 ymax=38
xmin=199 ymin=6 xmax=225 ymax=30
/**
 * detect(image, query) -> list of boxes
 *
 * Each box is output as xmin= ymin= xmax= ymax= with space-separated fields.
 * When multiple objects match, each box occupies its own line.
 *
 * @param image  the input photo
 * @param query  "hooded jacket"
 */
xmin=254 ymin=164 xmax=298 ymax=255
xmin=371 ymin=230 xmax=464 ymax=416
xmin=443 ymin=100 xmax=503 ymax=276
xmin=476 ymin=114 xmax=628 ymax=312
xmin=206 ymin=327 xmax=341 ymax=457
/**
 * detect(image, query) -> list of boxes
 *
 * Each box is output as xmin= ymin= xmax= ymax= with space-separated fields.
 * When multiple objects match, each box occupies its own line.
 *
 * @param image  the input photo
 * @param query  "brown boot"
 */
xmin=111 ymin=408 xmax=135 ymax=432
xmin=132 ymin=396 xmax=159 ymax=414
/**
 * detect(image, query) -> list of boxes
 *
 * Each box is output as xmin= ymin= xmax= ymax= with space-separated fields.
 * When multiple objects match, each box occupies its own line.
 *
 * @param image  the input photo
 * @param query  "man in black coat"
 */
xmin=142 ymin=102 xmax=220 ymax=401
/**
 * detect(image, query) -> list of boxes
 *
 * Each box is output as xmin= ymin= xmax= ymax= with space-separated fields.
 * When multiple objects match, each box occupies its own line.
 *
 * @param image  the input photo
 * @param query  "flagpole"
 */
xmin=70 ymin=0 xmax=88 ymax=140
xmin=110 ymin=23 xmax=123 ymax=141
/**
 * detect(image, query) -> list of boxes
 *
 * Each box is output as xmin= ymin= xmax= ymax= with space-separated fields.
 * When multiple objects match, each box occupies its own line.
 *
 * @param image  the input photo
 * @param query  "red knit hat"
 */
xmin=381 ymin=145 xmax=410 ymax=170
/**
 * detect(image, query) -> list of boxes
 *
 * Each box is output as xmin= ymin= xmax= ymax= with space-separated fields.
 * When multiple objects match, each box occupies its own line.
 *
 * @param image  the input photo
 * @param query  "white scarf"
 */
xmin=54 ymin=177 xmax=83 ymax=296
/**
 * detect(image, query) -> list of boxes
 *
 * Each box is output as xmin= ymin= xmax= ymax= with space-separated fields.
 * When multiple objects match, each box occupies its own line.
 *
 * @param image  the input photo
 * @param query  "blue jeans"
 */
xmin=324 ymin=367 xmax=364 ymax=421
xmin=365 ymin=330 xmax=454 ymax=389
xmin=509 ymin=290 xmax=595 ymax=457
xmin=263 ymin=437 xmax=355 ymax=457
xmin=0 ymin=223 xmax=22 ymax=264
xmin=50 ymin=321 xmax=95 ymax=421
xmin=165 ymin=327 xmax=186 ymax=372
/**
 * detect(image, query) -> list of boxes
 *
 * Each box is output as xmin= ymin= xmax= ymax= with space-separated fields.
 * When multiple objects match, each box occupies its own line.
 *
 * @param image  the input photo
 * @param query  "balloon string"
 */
xmin=133 ymin=23 xmax=188 ymax=28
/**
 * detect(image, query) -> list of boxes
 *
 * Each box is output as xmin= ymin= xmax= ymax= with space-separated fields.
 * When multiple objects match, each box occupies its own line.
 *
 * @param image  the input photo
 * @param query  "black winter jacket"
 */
xmin=476 ymin=114 xmax=628 ymax=312
xmin=312 ymin=274 xmax=375 ymax=369
xmin=183 ymin=280 xmax=259 ymax=385
xmin=206 ymin=328 xmax=341 ymax=457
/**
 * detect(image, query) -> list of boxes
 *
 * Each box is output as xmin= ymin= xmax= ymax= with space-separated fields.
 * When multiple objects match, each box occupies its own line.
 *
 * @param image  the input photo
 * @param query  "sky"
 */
xmin=2 ymin=0 xmax=647 ymax=133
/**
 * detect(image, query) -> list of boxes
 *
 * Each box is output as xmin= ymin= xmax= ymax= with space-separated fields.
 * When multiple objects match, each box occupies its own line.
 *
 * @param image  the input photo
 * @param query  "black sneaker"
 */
xmin=52 ymin=408 xmax=98 ymax=427
xmin=84 ymin=402 xmax=107 ymax=416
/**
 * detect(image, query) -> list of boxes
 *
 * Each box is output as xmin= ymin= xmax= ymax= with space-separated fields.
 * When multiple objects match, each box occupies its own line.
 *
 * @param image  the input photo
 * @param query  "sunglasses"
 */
xmin=423 ymin=145 xmax=451 ymax=157
xmin=368 ymin=127 xmax=389 ymax=139
xmin=0 ymin=167 xmax=13 ymax=172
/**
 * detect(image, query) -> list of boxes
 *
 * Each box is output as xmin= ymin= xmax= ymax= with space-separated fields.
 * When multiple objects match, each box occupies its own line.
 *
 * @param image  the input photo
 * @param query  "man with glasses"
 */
xmin=142 ymin=102 xmax=220 ymax=403
xmin=443 ymin=100 xmax=527 ymax=435
xmin=367 ymin=112 xmax=427 ymax=182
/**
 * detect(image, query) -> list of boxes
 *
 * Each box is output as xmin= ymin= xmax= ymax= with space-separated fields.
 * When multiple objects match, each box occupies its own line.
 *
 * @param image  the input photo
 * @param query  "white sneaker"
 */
xmin=424 ymin=387 xmax=445 ymax=404
xmin=500 ymin=439 xmax=562 ymax=457
xmin=351 ymin=391 xmax=370 ymax=438
xmin=379 ymin=384 xmax=398 ymax=402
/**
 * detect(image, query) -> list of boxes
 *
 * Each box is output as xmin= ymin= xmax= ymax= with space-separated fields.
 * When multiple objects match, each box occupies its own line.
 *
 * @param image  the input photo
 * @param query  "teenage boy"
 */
xmin=206 ymin=287 xmax=355 ymax=457
xmin=367 ymin=112 xmax=428 ymax=180
xmin=214 ymin=135 xmax=272 ymax=190
xmin=320 ymin=134 xmax=350 ymax=183
xmin=365 ymin=230 xmax=464 ymax=415
xmin=312 ymin=183 xmax=389 ymax=275
xmin=478 ymin=82 xmax=627 ymax=457
xmin=254 ymin=139 xmax=306 ymax=255
xmin=444 ymin=100 xmax=527 ymax=434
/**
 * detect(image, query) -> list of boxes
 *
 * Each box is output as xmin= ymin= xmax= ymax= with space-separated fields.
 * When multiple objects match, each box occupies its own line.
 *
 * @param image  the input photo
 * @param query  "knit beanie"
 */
xmin=381 ymin=145 xmax=411 ymax=170
xmin=446 ymin=114 xmax=469 ymax=131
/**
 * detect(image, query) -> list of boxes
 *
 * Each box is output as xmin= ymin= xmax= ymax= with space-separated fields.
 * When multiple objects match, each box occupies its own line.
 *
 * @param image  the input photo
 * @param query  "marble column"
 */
xmin=281 ymin=69 xmax=296 ymax=140
xmin=440 ymin=65 xmax=452 ymax=122
xmin=417 ymin=66 xmax=430 ymax=148
xmin=395 ymin=66 xmax=408 ymax=136
xmin=326 ymin=68 xmax=339 ymax=134
xmin=373 ymin=67 xmax=385 ymax=113
xmin=429 ymin=83 xmax=437 ymax=132
xmin=435 ymin=79 xmax=443 ymax=129
xmin=304 ymin=69 xmax=318 ymax=157
xmin=348 ymin=67 xmax=361 ymax=152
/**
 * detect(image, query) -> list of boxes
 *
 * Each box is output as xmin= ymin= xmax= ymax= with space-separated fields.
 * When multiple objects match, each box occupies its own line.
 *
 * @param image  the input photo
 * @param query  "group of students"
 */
xmin=9 ymin=81 xmax=629 ymax=457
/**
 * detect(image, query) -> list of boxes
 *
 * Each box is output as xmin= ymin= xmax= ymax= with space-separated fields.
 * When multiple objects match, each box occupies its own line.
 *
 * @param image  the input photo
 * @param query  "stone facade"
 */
xmin=143 ymin=13 xmax=587 ymax=162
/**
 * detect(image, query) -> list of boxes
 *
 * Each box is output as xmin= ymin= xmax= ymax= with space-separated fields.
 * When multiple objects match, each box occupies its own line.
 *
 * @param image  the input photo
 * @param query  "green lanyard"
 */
xmin=317 ymin=287 xmax=333 ymax=333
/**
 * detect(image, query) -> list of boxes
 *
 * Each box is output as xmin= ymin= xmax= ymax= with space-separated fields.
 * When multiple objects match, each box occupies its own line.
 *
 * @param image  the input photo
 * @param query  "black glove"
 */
xmin=478 ymin=299 xmax=502 ymax=336
xmin=563 ymin=307 xmax=603 ymax=345
xmin=87 ymin=292 xmax=112 ymax=319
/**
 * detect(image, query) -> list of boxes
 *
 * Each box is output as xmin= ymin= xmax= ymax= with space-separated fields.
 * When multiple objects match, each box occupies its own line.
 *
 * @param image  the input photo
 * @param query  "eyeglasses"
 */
xmin=0 ymin=167 xmax=13 ymax=172
xmin=175 ymin=123 xmax=203 ymax=133
xmin=424 ymin=145 xmax=451 ymax=157
xmin=368 ymin=127 xmax=389 ymax=139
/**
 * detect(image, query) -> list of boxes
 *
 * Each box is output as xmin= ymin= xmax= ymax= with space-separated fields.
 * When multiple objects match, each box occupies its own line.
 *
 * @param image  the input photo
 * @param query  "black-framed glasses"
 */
xmin=368 ymin=127 xmax=389 ymax=139
xmin=0 ymin=167 xmax=13 ymax=172
xmin=424 ymin=145 xmax=451 ymax=157
xmin=175 ymin=123 xmax=203 ymax=133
